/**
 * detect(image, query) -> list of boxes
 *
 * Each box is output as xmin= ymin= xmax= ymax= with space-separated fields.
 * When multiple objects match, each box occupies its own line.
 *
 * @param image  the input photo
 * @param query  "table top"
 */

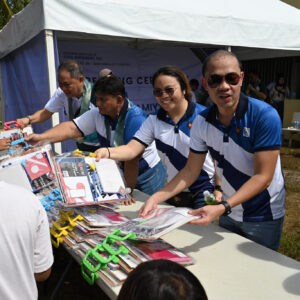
xmin=65 ymin=190 xmax=300 ymax=300
xmin=282 ymin=127 xmax=300 ymax=132
xmin=113 ymin=190 xmax=300 ymax=300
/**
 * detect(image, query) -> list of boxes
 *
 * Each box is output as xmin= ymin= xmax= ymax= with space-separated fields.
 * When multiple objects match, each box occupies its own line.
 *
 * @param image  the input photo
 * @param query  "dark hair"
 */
xmin=93 ymin=75 xmax=126 ymax=98
xmin=190 ymin=79 xmax=199 ymax=87
xmin=58 ymin=60 xmax=83 ymax=79
xmin=202 ymin=50 xmax=242 ymax=76
xmin=152 ymin=65 xmax=192 ymax=101
xmin=276 ymin=73 xmax=285 ymax=85
xmin=117 ymin=259 xmax=208 ymax=300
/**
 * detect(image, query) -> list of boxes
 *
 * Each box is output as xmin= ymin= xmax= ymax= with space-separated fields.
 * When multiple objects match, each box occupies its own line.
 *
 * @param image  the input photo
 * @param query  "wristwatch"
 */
xmin=219 ymin=200 xmax=231 ymax=216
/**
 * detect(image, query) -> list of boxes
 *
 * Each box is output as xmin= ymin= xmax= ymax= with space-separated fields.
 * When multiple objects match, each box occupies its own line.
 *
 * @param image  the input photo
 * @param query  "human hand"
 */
xmin=213 ymin=190 xmax=223 ymax=202
xmin=25 ymin=134 xmax=43 ymax=146
xmin=95 ymin=147 xmax=110 ymax=162
xmin=0 ymin=138 xmax=11 ymax=151
xmin=122 ymin=194 xmax=136 ymax=206
xmin=16 ymin=117 xmax=30 ymax=129
xmin=138 ymin=197 xmax=159 ymax=217
xmin=188 ymin=204 xmax=225 ymax=225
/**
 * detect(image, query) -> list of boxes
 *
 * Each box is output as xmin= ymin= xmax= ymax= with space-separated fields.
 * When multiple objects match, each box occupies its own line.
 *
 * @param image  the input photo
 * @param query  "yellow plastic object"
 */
xmin=89 ymin=163 xmax=96 ymax=171
xmin=72 ymin=149 xmax=96 ymax=158
xmin=50 ymin=226 xmax=69 ymax=248
xmin=60 ymin=210 xmax=83 ymax=228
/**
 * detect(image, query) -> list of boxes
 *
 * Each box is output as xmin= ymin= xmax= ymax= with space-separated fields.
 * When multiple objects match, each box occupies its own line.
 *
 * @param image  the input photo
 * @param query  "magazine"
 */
xmin=74 ymin=206 xmax=130 ymax=227
xmin=0 ymin=144 xmax=56 ymax=192
xmin=55 ymin=156 xmax=128 ymax=207
xmin=124 ymin=239 xmax=194 ymax=266
xmin=115 ymin=207 xmax=199 ymax=240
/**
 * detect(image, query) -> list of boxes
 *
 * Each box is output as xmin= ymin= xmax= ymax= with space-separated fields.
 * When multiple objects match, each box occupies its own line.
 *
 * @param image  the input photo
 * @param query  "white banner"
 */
xmin=58 ymin=41 xmax=202 ymax=114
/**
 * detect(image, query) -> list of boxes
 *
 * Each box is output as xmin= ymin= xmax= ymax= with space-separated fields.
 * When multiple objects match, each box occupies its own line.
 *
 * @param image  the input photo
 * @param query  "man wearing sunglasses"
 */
xmin=141 ymin=50 xmax=285 ymax=251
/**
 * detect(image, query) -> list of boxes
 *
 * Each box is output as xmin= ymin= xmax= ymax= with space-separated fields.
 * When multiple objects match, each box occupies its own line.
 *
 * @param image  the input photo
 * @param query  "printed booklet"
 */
xmin=55 ymin=156 xmax=128 ymax=207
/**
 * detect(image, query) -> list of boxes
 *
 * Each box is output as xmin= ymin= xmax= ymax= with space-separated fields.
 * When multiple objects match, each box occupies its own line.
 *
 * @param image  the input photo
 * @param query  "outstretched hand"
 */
xmin=138 ymin=197 xmax=159 ymax=217
xmin=188 ymin=204 xmax=225 ymax=225
xmin=0 ymin=138 xmax=11 ymax=151
xmin=121 ymin=194 xmax=136 ymax=206
xmin=25 ymin=134 xmax=43 ymax=146
xmin=95 ymin=147 xmax=110 ymax=162
xmin=16 ymin=117 xmax=29 ymax=129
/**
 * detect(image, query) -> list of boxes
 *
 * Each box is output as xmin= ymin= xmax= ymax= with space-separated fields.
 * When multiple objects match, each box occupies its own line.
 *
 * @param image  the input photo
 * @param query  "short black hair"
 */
xmin=202 ymin=50 xmax=242 ymax=76
xmin=117 ymin=259 xmax=208 ymax=300
xmin=57 ymin=60 xmax=83 ymax=79
xmin=93 ymin=75 xmax=126 ymax=98
xmin=152 ymin=65 xmax=192 ymax=101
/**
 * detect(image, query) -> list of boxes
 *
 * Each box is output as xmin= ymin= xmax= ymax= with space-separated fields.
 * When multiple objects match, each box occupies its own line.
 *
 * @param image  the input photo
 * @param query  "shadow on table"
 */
xmin=237 ymin=241 xmax=300 ymax=296
xmin=177 ymin=223 xmax=224 ymax=253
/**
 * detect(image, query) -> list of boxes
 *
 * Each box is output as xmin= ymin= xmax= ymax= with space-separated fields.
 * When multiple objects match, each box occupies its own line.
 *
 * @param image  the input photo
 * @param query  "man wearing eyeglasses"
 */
xmin=141 ymin=50 xmax=285 ymax=251
xmin=17 ymin=60 xmax=100 ymax=152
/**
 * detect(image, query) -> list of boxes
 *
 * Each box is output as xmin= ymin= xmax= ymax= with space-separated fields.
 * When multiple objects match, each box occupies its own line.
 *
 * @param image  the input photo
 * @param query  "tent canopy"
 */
xmin=1 ymin=0 xmax=300 ymax=60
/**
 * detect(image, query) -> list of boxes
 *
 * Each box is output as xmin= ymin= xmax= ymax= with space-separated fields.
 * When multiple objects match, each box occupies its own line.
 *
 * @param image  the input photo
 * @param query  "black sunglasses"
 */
xmin=207 ymin=73 xmax=241 ymax=88
xmin=153 ymin=87 xmax=177 ymax=97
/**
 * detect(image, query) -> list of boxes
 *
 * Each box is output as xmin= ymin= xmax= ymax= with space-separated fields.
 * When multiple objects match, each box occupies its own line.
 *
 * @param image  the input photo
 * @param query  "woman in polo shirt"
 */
xmin=95 ymin=66 xmax=218 ymax=209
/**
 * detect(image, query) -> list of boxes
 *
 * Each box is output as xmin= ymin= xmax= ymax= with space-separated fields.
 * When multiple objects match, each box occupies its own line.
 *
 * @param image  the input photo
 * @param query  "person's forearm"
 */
xmin=109 ymin=140 xmax=144 ymax=161
xmin=39 ymin=121 xmax=82 ymax=143
xmin=253 ymin=89 xmax=266 ymax=100
xmin=226 ymin=174 xmax=271 ymax=208
xmin=29 ymin=108 xmax=53 ymax=124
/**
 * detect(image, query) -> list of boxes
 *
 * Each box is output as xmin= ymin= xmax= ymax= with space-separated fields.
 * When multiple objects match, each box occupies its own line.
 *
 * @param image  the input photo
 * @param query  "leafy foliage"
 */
xmin=0 ymin=0 xmax=31 ymax=30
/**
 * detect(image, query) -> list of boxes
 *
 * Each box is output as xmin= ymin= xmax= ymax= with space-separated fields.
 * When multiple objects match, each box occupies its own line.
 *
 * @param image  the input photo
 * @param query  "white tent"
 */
xmin=2 ymin=0 xmax=300 ymax=58
xmin=1 ymin=0 xmax=300 ymax=152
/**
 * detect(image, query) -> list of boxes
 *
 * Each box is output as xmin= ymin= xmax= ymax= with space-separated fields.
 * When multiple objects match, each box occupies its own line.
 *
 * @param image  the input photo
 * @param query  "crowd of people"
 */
xmin=0 ymin=49 xmax=287 ymax=299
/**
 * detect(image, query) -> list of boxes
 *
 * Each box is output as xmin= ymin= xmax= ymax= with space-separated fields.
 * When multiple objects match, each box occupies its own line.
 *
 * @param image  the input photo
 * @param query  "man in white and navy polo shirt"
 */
xmin=142 ymin=50 xmax=285 ymax=251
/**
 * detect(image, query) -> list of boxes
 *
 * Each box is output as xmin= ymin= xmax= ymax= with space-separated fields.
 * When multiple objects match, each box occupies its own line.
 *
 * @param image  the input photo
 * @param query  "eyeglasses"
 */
xmin=207 ymin=73 xmax=241 ymax=88
xmin=153 ymin=87 xmax=177 ymax=97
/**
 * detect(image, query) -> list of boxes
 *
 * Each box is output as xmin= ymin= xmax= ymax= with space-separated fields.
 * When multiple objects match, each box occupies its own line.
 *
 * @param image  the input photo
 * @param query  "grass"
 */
xmin=278 ymin=141 xmax=300 ymax=261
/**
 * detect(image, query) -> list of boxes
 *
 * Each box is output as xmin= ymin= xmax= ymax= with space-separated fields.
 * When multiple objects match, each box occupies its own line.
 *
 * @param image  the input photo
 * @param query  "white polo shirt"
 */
xmin=73 ymin=103 xmax=160 ymax=175
xmin=133 ymin=102 xmax=215 ymax=195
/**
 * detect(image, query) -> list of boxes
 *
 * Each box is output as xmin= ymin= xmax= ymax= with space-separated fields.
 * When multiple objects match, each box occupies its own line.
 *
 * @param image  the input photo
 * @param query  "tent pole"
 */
xmin=227 ymin=46 xmax=232 ymax=52
xmin=0 ymin=62 xmax=4 ymax=122
xmin=45 ymin=30 xmax=62 ymax=154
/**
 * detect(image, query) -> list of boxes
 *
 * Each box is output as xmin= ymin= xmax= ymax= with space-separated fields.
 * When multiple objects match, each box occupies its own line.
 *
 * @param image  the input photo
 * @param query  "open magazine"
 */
xmin=54 ymin=156 xmax=129 ymax=207
xmin=114 ymin=207 xmax=200 ymax=241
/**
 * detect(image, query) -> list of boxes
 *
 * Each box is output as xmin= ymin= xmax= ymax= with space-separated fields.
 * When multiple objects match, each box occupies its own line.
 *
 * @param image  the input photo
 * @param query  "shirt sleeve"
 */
xmin=124 ymin=111 xmax=147 ymax=144
xmin=190 ymin=115 xmax=208 ymax=152
xmin=253 ymin=106 xmax=282 ymax=151
xmin=73 ymin=108 xmax=98 ymax=136
xmin=33 ymin=202 xmax=54 ymax=273
xmin=45 ymin=88 xmax=67 ymax=113
xmin=133 ymin=115 xmax=155 ymax=147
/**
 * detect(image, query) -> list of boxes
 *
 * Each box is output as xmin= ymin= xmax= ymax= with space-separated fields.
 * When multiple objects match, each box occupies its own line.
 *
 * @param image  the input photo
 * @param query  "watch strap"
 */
xmin=220 ymin=200 xmax=231 ymax=216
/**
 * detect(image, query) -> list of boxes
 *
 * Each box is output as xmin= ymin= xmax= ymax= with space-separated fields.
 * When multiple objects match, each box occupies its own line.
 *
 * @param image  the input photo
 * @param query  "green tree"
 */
xmin=0 ymin=0 xmax=31 ymax=30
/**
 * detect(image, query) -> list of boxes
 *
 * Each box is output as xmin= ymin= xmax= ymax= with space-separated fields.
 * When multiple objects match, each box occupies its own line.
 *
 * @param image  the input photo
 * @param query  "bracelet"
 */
xmin=26 ymin=116 xmax=32 ymax=125
xmin=214 ymin=185 xmax=223 ymax=193
xmin=106 ymin=147 xmax=110 ymax=158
